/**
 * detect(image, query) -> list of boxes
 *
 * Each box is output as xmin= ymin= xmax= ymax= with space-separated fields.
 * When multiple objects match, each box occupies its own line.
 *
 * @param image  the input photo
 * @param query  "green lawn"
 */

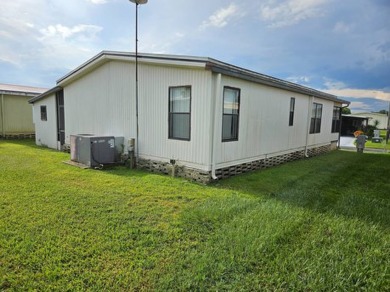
xmin=365 ymin=139 xmax=389 ymax=150
xmin=362 ymin=130 xmax=389 ymax=150
xmin=1 ymin=140 xmax=389 ymax=290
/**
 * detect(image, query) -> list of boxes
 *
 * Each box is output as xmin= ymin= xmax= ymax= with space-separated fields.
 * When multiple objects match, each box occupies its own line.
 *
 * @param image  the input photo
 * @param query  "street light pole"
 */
xmin=129 ymin=0 xmax=147 ymax=162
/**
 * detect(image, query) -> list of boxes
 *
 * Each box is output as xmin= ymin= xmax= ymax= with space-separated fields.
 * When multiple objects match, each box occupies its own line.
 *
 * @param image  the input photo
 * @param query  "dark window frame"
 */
xmin=168 ymin=85 xmax=191 ymax=141
xmin=310 ymin=103 xmax=323 ymax=134
xmin=40 ymin=105 xmax=47 ymax=121
xmin=222 ymin=86 xmax=240 ymax=142
xmin=289 ymin=97 xmax=295 ymax=126
xmin=331 ymin=106 xmax=341 ymax=133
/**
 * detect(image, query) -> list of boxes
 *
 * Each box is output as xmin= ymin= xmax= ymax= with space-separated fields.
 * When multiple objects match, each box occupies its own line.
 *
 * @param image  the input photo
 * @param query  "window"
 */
xmin=168 ymin=86 xmax=191 ymax=140
xmin=40 ymin=105 xmax=47 ymax=121
xmin=332 ymin=106 xmax=341 ymax=133
xmin=289 ymin=97 xmax=295 ymax=126
xmin=222 ymin=87 xmax=240 ymax=141
xmin=310 ymin=103 xmax=322 ymax=134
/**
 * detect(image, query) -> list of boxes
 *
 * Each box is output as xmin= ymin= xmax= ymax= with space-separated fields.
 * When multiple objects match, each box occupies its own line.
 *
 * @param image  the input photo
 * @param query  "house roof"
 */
xmin=28 ymin=86 xmax=62 ymax=104
xmin=0 ymin=83 xmax=48 ymax=97
xmin=32 ymin=51 xmax=350 ymax=105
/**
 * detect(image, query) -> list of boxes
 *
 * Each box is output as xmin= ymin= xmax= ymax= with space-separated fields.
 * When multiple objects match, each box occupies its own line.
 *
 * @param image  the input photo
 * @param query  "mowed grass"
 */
xmin=0 ymin=140 xmax=389 ymax=290
xmin=365 ymin=139 xmax=389 ymax=150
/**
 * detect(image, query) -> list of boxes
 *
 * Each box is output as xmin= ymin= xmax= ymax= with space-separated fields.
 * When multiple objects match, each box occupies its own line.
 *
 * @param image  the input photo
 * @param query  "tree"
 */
xmin=342 ymin=107 xmax=351 ymax=114
xmin=378 ymin=109 xmax=388 ymax=115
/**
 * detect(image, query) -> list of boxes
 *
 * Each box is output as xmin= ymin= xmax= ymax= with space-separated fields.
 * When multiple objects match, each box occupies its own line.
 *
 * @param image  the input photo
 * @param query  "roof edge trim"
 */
xmin=29 ymin=86 xmax=63 ymax=104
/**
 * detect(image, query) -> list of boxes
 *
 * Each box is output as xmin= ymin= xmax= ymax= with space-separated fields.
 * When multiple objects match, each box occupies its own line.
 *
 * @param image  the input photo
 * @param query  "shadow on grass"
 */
xmin=215 ymin=151 xmax=390 ymax=229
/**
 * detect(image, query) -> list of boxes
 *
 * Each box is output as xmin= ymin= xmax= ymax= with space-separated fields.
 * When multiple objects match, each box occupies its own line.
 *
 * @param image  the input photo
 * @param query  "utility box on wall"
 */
xmin=70 ymin=134 xmax=122 ymax=168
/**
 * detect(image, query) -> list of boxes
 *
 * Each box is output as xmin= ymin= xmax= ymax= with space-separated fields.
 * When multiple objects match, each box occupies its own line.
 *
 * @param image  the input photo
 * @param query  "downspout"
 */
xmin=338 ymin=104 xmax=349 ymax=149
xmin=211 ymin=73 xmax=222 ymax=180
xmin=305 ymin=96 xmax=314 ymax=157
xmin=1 ymin=94 xmax=4 ymax=137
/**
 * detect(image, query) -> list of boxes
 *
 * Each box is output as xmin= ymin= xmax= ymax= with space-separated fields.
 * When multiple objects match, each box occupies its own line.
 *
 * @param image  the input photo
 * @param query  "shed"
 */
xmin=0 ymin=83 xmax=47 ymax=139
xmin=30 ymin=51 xmax=349 ymax=182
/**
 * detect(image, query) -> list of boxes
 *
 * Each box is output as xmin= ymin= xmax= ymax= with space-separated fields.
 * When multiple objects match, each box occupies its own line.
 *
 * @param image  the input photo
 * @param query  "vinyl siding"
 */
xmin=33 ymin=94 xmax=58 ymax=149
xmin=138 ymin=63 xmax=213 ymax=170
xmin=63 ymin=60 xmax=213 ymax=170
xmin=1 ymin=95 xmax=34 ymax=134
xmin=47 ymin=56 xmax=342 ymax=173
xmin=64 ymin=61 xmax=136 ymax=144
xmin=213 ymin=75 xmax=338 ymax=169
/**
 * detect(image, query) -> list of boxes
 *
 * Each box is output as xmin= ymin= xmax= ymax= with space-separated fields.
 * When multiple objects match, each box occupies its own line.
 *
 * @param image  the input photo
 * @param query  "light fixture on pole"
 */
xmin=129 ymin=0 xmax=148 ymax=162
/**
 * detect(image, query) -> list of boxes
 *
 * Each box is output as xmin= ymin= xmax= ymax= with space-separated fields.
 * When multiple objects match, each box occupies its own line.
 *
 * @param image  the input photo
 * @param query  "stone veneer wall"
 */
xmin=137 ymin=144 xmax=332 ymax=184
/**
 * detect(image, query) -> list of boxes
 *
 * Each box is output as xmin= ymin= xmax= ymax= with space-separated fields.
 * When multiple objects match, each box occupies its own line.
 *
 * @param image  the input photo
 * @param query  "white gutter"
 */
xmin=305 ymin=96 xmax=314 ymax=157
xmin=211 ymin=73 xmax=222 ymax=180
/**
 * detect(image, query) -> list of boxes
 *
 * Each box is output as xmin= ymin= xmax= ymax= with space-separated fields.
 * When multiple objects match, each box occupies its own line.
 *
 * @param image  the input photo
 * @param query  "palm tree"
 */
xmin=373 ymin=119 xmax=380 ymax=129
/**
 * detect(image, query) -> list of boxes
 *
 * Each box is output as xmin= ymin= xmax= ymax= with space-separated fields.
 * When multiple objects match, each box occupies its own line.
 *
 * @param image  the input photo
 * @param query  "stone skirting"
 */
xmin=137 ymin=144 xmax=332 ymax=184
xmin=137 ymin=159 xmax=211 ymax=184
xmin=216 ymin=144 xmax=331 ymax=180
xmin=0 ymin=133 xmax=35 ymax=139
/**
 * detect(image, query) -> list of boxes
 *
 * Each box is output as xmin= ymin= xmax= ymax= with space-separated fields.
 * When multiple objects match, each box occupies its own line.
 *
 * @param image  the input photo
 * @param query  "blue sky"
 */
xmin=1 ymin=0 xmax=389 ymax=113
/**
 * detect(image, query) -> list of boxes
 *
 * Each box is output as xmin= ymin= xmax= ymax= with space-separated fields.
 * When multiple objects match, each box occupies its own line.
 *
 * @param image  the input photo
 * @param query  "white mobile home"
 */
xmin=30 ymin=51 xmax=349 ymax=182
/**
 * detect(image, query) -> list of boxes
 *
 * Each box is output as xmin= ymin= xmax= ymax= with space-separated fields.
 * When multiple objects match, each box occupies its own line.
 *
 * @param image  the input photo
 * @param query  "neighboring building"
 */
xmin=0 ymin=83 xmax=47 ymax=139
xmin=351 ymin=112 xmax=389 ymax=130
xmin=29 ymin=51 xmax=349 ymax=182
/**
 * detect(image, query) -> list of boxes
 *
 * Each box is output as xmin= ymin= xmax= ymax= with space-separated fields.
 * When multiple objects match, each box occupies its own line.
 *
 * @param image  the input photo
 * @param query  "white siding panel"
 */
xmin=33 ymin=94 xmax=58 ymax=149
xmin=214 ymin=76 xmax=336 ymax=168
xmin=138 ymin=64 xmax=213 ymax=170
xmin=3 ymin=95 xmax=34 ymax=133
xmin=63 ymin=61 xmax=213 ymax=170
xmin=308 ymin=98 xmax=338 ymax=146
xmin=64 ymin=61 xmax=136 ymax=145
xmin=59 ymin=57 xmax=340 ymax=172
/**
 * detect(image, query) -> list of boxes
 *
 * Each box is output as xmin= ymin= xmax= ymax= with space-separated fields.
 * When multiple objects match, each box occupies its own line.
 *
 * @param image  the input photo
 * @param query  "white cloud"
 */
xmin=140 ymin=31 xmax=186 ymax=54
xmin=260 ymin=0 xmax=328 ymax=28
xmin=323 ymin=79 xmax=348 ymax=90
xmin=86 ymin=0 xmax=107 ymax=4
xmin=324 ymin=88 xmax=390 ymax=101
xmin=200 ymin=4 xmax=240 ymax=29
xmin=286 ymin=75 xmax=310 ymax=84
xmin=36 ymin=24 xmax=103 ymax=70
xmin=0 ymin=0 xmax=101 ymax=69
xmin=348 ymin=101 xmax=374 ymax=112
xmin=322 ymin=78 xmax=390 ymax=102
xmin=0 ymin=48 xmax=23 ymax=66
xmin=25 ymin=22 xmax=35 ymax=29
xmin=39 ymin=24 xmax=102 ymax=40
xmin=333 ymin=21 xmax=352 ymax=33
